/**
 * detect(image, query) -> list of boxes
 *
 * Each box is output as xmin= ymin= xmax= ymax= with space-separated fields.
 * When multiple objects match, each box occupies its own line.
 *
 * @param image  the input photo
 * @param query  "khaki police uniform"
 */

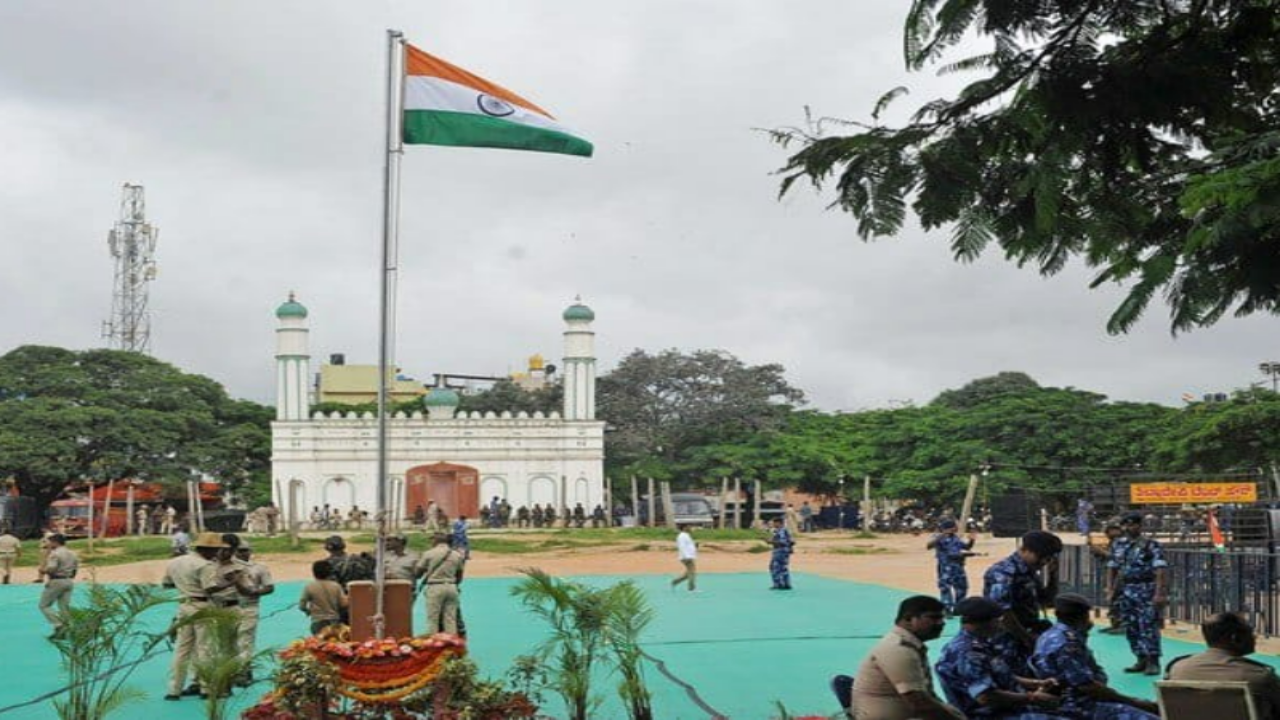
xmin=237 ymin=560 xmax=273 ymax=662
xmin=1167 ymin=648 xmax=1280 ymax=719
xmin=39 ymin=545 xmax=78 ymax=630
xmin=164 ymin=552 xmax=212 ymax=696
xmin=852 ymin=626 xmax=959 ymax=720
xmin=385 ymin=552 xmax=419 ymax=582
xmin=416 ymin=545 xmax=464 ymax=634
xmin=0 ymin=532 xmax=20 ymax=583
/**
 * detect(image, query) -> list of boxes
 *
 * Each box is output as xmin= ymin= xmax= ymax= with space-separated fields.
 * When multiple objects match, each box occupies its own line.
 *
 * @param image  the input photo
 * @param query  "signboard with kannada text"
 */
xmin=1129 ymin=482 xmax=1257 ymax=505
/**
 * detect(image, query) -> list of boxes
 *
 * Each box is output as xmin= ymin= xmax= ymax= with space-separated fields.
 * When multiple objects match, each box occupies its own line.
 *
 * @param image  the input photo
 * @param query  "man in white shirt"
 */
xmin=671 ymin=524 xmax=698 ymax=592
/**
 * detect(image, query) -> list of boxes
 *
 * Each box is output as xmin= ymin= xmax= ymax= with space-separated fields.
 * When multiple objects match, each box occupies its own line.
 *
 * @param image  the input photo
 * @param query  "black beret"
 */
xmin=324 ymin=535 xmax=346 ymax=550
xmin=1054 ymin=592 xmax=1093 ymax=614
xmin=939 ymin=518 xmax=957 ymax=530
xmin=1121 ymin=512 xmax=1144 ymax=524
xmin=955 ymin=597 xmax=1003 ymax=622
xmin=1022 ymin=530 xmax=1063 ymax=556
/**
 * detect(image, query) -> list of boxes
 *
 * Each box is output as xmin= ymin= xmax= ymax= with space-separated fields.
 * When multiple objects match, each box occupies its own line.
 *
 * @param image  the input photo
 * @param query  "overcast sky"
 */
xmin=1 ymin=1 xmax=1274 ymax=412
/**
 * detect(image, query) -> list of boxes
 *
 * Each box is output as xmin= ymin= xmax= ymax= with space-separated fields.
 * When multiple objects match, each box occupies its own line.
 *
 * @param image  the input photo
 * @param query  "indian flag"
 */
xmin=403 ymin=44 xmax=593 ymax=158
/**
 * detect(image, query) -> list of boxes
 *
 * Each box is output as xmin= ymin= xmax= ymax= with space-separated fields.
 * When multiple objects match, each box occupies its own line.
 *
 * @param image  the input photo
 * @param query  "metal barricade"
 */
xmin=1058 ymin=545 xmax=1280 ymax=637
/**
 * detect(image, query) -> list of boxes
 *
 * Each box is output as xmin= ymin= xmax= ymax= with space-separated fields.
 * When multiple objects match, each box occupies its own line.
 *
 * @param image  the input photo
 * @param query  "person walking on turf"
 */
xmin=39 ymin=533 xmax=78 ymax=636
xmin=671 ymin=524 xmax=698 ymax=592
xmin=768 ymin=516 xmax=794 ymax=590
xmin=0 ymin=525 xmax=20 ymax=584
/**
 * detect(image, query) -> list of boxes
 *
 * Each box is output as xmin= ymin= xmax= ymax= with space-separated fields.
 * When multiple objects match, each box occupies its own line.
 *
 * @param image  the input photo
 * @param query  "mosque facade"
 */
xmin=270 ymin=296 xmax=605 ymax=523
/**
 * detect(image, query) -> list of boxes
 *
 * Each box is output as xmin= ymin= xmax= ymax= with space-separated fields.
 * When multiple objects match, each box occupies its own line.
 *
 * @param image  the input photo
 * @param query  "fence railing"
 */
xmin=1058 ymin=544 xmax=1280 ymax=637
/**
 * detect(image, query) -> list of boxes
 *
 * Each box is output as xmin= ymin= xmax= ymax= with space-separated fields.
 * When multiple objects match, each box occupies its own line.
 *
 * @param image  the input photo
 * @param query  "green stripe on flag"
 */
xmin=404 ymin=110 xmax=593 ymax=157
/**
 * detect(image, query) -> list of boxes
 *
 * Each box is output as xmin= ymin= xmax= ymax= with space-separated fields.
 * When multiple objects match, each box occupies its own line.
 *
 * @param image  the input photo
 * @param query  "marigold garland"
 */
xmin=275 ymin=633 xmax=466 ymax=706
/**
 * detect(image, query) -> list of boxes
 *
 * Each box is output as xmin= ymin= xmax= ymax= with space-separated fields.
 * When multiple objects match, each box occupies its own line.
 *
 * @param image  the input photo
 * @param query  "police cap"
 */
xmin=324 ymin=535 xmax=346 ymax=550
xmin=1121 ymin=512 xmax=1144 ymax=525
xmin=938 ymin=518 xmax=957 ymax=530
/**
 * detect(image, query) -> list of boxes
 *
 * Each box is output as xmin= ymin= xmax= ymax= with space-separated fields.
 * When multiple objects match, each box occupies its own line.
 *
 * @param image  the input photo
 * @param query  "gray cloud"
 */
xmin=0 ymin=0 xmax=1272 ymax=412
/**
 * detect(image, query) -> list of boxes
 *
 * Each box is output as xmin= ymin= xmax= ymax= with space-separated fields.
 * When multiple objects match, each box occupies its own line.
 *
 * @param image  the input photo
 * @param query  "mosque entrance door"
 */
xmin=405 ymin=462 xmax=480 ymax=521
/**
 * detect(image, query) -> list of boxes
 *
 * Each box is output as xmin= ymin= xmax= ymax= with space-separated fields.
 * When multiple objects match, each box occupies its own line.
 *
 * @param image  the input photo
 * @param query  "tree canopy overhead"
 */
xmin=775 ymin=0 xmax=1280 ymax=333
xmin=0 ymin=346 xmax=272 ymax=511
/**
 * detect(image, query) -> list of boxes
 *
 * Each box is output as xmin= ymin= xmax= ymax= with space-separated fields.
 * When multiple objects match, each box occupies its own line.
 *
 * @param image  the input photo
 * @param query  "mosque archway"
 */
xmin=405 ymin=462 xmax=480 ymax=521
xmin=529 ymin=476 xmax=556 ymax=506
xmin=323 ymin=476 xmax=355 ymax=509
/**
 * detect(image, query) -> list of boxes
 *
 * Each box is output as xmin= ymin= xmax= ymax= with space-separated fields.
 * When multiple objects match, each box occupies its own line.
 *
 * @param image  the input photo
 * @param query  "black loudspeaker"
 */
xmin=990 ymin=490 xmax=1034 ymax=538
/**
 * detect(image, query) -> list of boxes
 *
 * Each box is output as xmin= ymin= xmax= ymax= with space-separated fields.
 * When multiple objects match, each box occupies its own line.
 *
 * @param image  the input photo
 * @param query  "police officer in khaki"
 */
xmin=0 ymin=524 xmax=21 ymax=584
xmin=415 ymin=532 xmax=464 ymax=634
xmin=39 ymin=533 xmax=78 ymax=637
xmin=1166 ymin=611 xmax=1280 ymax=719
xmin=851 ymin=595 xmax=965 ymax=720
xmin=163 ymin=532 xmax=219 ymax=700
xmin=384 ymin=534 xmax=419 ymax=582
xmin=233 ymin=541 xmax=274 ymax=685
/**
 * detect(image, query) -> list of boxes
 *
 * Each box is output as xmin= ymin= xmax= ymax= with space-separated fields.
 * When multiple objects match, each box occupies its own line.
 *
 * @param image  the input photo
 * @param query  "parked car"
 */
xmin=636 ymin=493 xmax=716 ymax=527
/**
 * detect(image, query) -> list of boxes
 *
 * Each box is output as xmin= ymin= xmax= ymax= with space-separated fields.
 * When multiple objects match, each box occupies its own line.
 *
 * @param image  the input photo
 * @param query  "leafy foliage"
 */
xmin=0 ymin=347 xmax=272 ymax=512
xmin=456 ymin=378 xmax=562 ymax=416
xmin=48 ymin=583 xmax=174 ymax=720
xmin=598 ymin=349 xmax=805 ymax=482
xmin=774 ymin=0 xmax=1280 ymax=333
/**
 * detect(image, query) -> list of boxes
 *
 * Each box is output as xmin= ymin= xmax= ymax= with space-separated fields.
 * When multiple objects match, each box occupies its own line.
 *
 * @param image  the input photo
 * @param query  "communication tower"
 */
xmin=102 ymin=184 xmax=159 ymax=353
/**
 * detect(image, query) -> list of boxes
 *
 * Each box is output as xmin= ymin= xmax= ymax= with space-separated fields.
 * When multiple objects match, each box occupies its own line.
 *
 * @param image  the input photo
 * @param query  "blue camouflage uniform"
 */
xmin=1075 ymin=500 xmax=1092 ymax=535
xmin=769 ymin=526 xmax=793 ymax=589
xmin=1107 ymin=535 xmax=1166 ymax=661
xmin=1031 ymin=622 xmax=1158 ymax=720
xmin=935 ymin=533 xmax=972 ymax=613
xmin=984 ymin=552 xmax=1052 ymax=675
xmin=935 ymin=628 xmax=1065 ymax=719
xmin=450 ymin=518 xmax=471 ymax=560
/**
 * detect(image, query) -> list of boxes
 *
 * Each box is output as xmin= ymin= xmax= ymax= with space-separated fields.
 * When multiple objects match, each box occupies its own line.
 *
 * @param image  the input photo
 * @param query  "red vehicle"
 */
xmin=47 ymin=481 xmax=222 ymax=538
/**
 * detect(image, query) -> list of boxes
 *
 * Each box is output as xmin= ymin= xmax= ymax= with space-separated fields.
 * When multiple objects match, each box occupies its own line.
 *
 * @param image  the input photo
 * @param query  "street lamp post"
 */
xmin=1260 ymin=362 xmax=1280 ymax=393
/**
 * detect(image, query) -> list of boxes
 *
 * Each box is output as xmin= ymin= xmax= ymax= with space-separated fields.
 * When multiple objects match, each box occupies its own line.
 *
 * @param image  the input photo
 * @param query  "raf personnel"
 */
xmin=1166 ymin=612 xmax=1280 ymax=719
xmin=935 ymin=597 xmax=1064 ymax=719
xmin=1086 ymin=522 xmax=1125 ymax=635
xmin=234 ymin=541 xmax=274 ymax=685
xmin=1030 ymin=594 xmax=1158 ymax=719
xmin=852 ymin=595 xmax=965 ymax=720
xmin=927 ymin=518 xmax=977 ymax=614
xmin=768 ymin=516 xmax=795 ymax=590
xmin=416 ymin=532 xmax=464 ymax=634
xmin=324 ymin=535 xmax=374 ymax=589
xmin=984 ymin=531 xmax=1062 ymax=675
xmin=39 ymin=534 xmax=79 ymax=636
xmin=1107 ymin=512 xmax=1167 ymax=675
xmin=163 ymin=532 xmax=220 ymax=701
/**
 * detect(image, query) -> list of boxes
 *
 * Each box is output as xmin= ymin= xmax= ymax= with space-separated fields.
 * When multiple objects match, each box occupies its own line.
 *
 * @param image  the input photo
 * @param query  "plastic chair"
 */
xmin=830 ymin=674 xmax=854 ymax=718
xmin=1156 ymin=680 xmax=1257 ymax=720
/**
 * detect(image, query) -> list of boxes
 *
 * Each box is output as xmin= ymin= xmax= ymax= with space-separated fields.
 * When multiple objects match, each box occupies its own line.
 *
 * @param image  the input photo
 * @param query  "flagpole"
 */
xmin=374 ymin=28 xmax=406 ymax=640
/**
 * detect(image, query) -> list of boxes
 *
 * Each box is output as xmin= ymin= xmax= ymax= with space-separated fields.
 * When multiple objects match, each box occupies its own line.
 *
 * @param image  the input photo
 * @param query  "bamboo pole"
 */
xmin=647 ymin=478 xmax=656 ymax=528
xmin=718 ymin=477 xmax=729 ymax=529
xmin=604 ymin=476 xmax=613 ymax=522
xmin=959 ymin=474 xmax=980 ymax=535
xmin=125 ymin=482 xmax=135 ymax=536
xmin=733 ymin=477 xmax=742 ymax=529
xmin=630 ymin=476 xmax=639 ymax=528
xmin=102 ymin=478 xmax=115 ymax=538
xmin=661 ymin=481 xmax=676 ymax=529
xmin=753 ymin=479 xmax=762 ymax=529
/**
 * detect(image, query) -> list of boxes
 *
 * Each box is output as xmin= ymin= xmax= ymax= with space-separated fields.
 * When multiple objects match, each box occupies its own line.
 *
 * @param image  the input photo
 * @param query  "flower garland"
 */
xmin=278 ymin=633 xmax=466 ymax=706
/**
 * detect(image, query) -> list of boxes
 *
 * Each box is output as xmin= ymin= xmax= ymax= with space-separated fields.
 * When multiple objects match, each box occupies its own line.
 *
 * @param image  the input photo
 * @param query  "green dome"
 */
xmin=276 ymin=294 xmax=308 ymax=319
xmin=563 ymin=303 xmax=595 ymax=322
xmin=424 ymin=388 xmax=460 ymax=407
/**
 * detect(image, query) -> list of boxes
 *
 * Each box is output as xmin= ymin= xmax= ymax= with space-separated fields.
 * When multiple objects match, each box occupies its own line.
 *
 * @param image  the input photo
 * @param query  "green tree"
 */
xmin=456 ymin=378 xmax=563 ymax=416
xmin=774 ymin=0 xmax=1280 ymax=333
xmin=931 ymin=372 xmax=1040 ymax=409
xmin=0 ymin=346 xmax=272 ymax=512
xmin=1152 ymin=389 xmax=1280 ymax=473
xmin=597 ymin=349 xmax=805 ymax=484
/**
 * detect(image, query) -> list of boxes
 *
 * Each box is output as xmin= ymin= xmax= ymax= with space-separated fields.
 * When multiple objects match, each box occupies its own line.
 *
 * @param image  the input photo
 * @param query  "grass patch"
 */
xmin=746 ymin=544 xmax=771 ymax=554
xmin=854 ymin=531 xmax=878 ymax=539
xmin=15 ymin=534 xmax=326 ymax=568
xmin=630 ymin=543 xmax=652 ymax=552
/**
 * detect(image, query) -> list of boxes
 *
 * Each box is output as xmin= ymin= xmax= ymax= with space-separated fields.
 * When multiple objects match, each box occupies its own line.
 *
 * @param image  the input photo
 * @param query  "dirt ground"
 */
xmin=9 ymin=529 xmax=1237 ymax=650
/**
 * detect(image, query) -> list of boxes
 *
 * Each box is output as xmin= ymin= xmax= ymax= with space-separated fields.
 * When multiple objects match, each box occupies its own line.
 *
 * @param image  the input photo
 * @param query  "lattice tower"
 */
xmin=102 ymin=184 xmax=158 ymax=353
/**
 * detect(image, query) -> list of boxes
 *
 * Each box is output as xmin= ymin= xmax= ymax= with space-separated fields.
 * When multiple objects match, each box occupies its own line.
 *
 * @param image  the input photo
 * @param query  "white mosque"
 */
xmin=269 ymin=295 xmax=606 ymax=524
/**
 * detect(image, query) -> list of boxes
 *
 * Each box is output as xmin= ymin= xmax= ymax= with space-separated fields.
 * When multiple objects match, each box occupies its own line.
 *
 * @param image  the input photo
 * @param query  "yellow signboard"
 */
xmin=1129 ymin=482 xmax=1257 ymax=505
